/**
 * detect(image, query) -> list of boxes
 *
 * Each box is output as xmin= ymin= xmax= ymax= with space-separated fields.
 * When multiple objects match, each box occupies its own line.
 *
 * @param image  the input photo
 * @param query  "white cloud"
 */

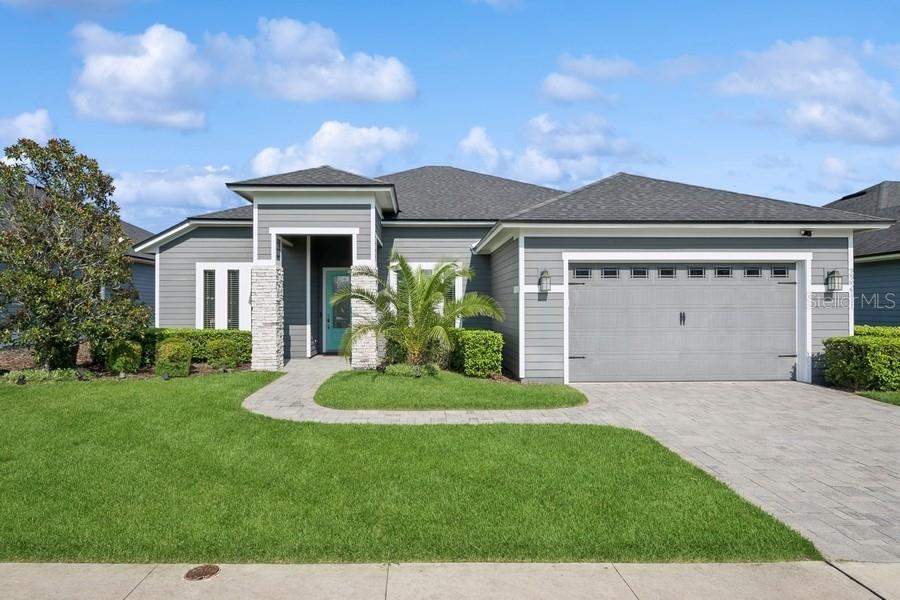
xmin=71 ymin=23 xmax=209 ymax=129
xmin=558 ymin=54 xmax=638 ymax=80
xmin=656 ymin=55 xmax=710 ymax=80
xmin=822 ymin=156 xmax=852 ymax=178
xmin=719 ymin=37 xmax=900 ymax=143
xmin=206 ymin=18 xmax=416 ymax=102
xmin=251 ymin=121 xmax=416 ymax=176
xmin=0 ymin=108 xmax=54 ymax=144
xmin=540 ymin=54 xmax=636 ymax=103
xmin=459 ymin=113 xmax=651 ymax=187
xmin=458 ymin=126 xmax=500 ymax=170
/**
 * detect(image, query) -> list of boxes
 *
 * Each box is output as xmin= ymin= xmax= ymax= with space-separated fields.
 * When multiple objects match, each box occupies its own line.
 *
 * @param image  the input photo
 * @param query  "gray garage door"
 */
xmin=568 ymin=263 xmax=797 ymax=382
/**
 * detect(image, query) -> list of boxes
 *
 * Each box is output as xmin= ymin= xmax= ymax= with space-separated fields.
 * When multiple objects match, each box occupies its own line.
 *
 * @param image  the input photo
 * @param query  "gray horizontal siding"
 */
xmin=158 ymin=227 xmax=253 ymax=328
xmin=490 ymin=238 xmax=519 ymax=377
xmin=131 ymin=262 xmax=155 ymax=311
xmin=522 ymin=236 xmax=850 ymax=382
xmin=257 ymin=204 xmax=372 ymax=262
xmin=282 ymin=238 xmax=308 ymax=359
xmin=378 ymin=226 xmax=493 ymax=329
xmin=854 ymin=260 xmax=900 ymax=325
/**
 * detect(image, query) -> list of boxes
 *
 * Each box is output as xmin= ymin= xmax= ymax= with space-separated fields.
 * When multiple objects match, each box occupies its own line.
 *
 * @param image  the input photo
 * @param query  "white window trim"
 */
xmin=771 ymin=266 xmax=789 ymax=278
xmin=715 ymin=266 xmax=733 ymax=278
xmin=561 ymin=251 xmax=814 ymax=385
xmin=658 ymin=267 xmax=676 ymax=279
xmin=573 ymin=267 xmax=592 ymax=279
xmin=387 ymin=260 xmax=465 ymax=326
xmin=194 ymin=262 xmax=252 ymax=331
xmin=601 ymin=267 xmax=619 ymax=279
xmin=266 ymin=227 xmax=360 ymax=268
xmin=743 ymin=266 xmax=762 ymax=278
xmin=631 ymin=267 xmax=649 ymax=279
xmin=688 ymin=266 xmax=706 ymax=278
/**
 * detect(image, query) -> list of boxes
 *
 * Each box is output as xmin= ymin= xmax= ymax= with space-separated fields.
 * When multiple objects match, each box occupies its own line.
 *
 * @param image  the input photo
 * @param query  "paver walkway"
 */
xmin=3 ymin=561 xmax=895 ymax=600
xmin=244 ymin=357 xmax=900 ymax=561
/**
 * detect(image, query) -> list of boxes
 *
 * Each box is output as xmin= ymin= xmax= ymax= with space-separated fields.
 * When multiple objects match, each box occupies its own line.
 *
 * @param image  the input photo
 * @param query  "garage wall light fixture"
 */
xmin=826 ymin=269 xmax=843 ymax=292
xmin=538 ymin=269 xmax=552 ymax=292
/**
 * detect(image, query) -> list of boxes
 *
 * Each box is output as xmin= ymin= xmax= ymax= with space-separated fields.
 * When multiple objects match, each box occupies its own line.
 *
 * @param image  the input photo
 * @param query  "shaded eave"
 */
xmin=473 ymin=219 xmax=894 ymax=254
xmin=225 ymin=182 xmax=399 ymax=214
xmin=133 ymin=217 xmax=251 ymax=254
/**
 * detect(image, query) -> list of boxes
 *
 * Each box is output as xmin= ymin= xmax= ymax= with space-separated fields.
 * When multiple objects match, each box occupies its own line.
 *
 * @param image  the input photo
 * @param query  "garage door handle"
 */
xmin=679 ymin=311 xmax=685 ymax=326
xmin=778 ymin=354 xmax=797 ymax=358
xmin=569 ymin=356 xmax=586 ymax=360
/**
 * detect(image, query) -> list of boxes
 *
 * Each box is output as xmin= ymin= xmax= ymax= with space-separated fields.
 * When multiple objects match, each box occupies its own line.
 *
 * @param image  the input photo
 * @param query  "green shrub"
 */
xmin=384 ymin=363 xmax=438 ymax=378
xmin=854 ymin=325 xmax=900 ymax=338
xmin=452 ymin=329 xmax=504 ymax=378
xmin=104 ymin=340 xmax=142 ymax=374
xmin=154 ymin=339 xmax=192 ymax=378
xmin=142 ymin=328 xmax=251 ymax=366
xmin=2 ymin=368 xmax=92 ymax=384
xmin=824 ymin=335 xmax=900 ymax=391
xmin=207 ymin=337 xmax=242 ymax=369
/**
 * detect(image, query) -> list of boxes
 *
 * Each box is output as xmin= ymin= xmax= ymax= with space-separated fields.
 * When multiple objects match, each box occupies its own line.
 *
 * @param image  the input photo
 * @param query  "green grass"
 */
xmin=315 ymin=369 xmax=587 ymax=410
xmin=858 ymin=390 xmax=900 ymax=406
xmin=0 ymin=373 xmax=818 ymax=563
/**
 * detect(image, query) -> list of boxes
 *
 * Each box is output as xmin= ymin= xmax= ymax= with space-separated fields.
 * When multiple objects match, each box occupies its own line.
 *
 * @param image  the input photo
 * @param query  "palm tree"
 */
xmin=331 ymin=253 xmax=504 ymax=365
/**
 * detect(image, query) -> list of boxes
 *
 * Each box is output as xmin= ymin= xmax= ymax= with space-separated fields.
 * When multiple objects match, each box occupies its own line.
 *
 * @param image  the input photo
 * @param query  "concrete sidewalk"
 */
xmin=3 ymin=561 xmax=897 ymax=600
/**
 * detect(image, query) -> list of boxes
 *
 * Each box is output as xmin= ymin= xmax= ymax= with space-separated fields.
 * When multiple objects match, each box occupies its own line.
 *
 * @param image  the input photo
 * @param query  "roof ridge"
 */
xmin=503 ymin=172 xmax=629 ymax=220
xmin=378 ymin=165 xmax=564 ymax=193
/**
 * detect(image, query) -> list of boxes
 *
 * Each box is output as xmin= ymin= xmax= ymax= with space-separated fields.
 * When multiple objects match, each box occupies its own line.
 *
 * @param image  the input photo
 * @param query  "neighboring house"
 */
xmin=121 ymin=220 xmax=156 ymax=310
xmin=135 ymin=165 xmax=890 ymax=383
xmin=825 ymin=182 xmax=900 ymax=325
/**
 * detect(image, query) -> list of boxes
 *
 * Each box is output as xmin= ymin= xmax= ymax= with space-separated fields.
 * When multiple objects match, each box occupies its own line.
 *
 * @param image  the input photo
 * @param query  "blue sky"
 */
xmin=1 ymin=0 xmax=899 ymax=232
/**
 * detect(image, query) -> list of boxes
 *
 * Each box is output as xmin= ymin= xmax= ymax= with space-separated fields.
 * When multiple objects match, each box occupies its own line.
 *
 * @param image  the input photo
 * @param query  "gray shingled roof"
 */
xmin=191 ymin=205 xmax=252 ymax=221
xmin=826 ymin=182 xmax=900 ymax=257
xmin=121 ymin=220 xmax=155 ymax=261
xmin=507 ymin=172 xmax=893 ymax=224
xmin=377 ymin=166 xmax=562 ymax=220
xmin=227 ymin=165 xmax=389 ymax=188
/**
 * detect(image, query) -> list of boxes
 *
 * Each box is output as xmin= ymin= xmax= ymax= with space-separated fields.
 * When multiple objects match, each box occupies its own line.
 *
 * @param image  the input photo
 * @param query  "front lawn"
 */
xmin=315 ymin=369 xmax=586 ymax=410
xmin=858 ymin=391 xmax=900 ymax=407
xmin=0 ymin=373 xmax=817 ymax=563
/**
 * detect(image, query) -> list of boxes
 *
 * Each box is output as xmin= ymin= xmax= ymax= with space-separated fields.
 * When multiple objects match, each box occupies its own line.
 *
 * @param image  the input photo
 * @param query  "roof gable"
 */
xmin=507 ymin=172 xmax=892 ymax=224
xmin=825 ymin=182 xmax=900 ymax=257
xmin=227 ymin=165 xmax=389 ymax=188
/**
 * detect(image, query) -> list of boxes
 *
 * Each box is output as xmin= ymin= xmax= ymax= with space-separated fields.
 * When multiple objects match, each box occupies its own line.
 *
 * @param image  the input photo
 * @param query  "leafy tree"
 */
xmin=332 ymin=253 xmax=504 ymax=365
xmin=0 ymin=138 xmax=150 ymax=368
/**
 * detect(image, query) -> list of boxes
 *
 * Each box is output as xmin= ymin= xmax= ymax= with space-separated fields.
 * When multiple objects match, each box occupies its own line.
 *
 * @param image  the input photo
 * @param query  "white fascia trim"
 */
xmin=558 ymin=250 xmax=814 ymax=385
xmin=370 ymin=205 xmax=377 ymax=262
xmin=382 ymin=221 xmax=496 ymax=227
xmin=268 ymin=227 xmax=360 ymax=266
xmin=134 ymin=220 xmax=251 ymax=253
xmin=475 ymin=223 xmax=882 ymax=254
xmin=252 ymin=203 xmax=259 ymax=262
xmin=194 ymin=262 xmax=253 ymax=331
xmin=154 ymin=251 xmax=160 ymax=327
xmin=855 ymin=252 xmax=900 ymax=263
xmin=306 ymin=236 xmax=312 ymax=358
xmin=518 ymin=235 xmax=525 ymax=379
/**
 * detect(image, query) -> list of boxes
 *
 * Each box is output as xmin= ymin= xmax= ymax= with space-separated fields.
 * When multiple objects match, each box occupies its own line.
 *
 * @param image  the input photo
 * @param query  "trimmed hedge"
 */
xmin=2 ymin=368 xmax=92 ymax=384
xmin=154 ymin=339 xmax=192 ymax=378
xmin=207 ymin=337 xmax=243 ymax=369
xmin=452 ymin=329 xmax=503 ymax=378
xmin=142 ymin=328 xmax=251 ymax=367
xmin=854 ymin=325 xmax=900 ymax=338
xmin=105 ymin=340 xmax=142 ymax=374
xmin=824 ymin=335 xmax=900 ymax=391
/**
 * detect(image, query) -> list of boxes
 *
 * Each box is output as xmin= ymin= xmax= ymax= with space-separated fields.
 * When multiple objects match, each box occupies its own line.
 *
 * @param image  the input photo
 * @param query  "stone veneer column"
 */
xmin=251 ymin=265 xmax=284 ymax=371
xmin=350 ymin=271 xmax=379 ymax=369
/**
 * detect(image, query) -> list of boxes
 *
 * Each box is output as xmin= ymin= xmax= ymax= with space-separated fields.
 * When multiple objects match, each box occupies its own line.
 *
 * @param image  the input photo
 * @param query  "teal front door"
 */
xmin=324 ymin=269 xmax=351 ymax=352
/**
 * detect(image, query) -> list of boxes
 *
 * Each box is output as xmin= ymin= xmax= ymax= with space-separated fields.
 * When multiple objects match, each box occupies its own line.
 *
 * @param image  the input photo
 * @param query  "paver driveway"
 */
xmin=246 ymin=361 xmax=900 ymax=562
xmin=574 ymin=381 xmax=900 ymax=562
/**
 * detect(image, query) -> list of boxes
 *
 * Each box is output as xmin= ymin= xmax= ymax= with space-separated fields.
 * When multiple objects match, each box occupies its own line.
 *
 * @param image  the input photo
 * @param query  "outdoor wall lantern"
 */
xmin=826 ymin=269 xmax=843 ymax=292
xmin=538 ymin=269 xmax=552 ymax=293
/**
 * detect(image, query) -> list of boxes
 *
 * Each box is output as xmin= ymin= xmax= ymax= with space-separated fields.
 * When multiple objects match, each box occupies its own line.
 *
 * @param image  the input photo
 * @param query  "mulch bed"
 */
xmin=0 ymin=344 xmax=93 ymax=372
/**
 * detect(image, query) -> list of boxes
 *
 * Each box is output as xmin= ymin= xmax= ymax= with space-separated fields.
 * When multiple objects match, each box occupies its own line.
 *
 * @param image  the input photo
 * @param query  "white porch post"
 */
xmin=251 ymin=264 xmax=284 ymax=371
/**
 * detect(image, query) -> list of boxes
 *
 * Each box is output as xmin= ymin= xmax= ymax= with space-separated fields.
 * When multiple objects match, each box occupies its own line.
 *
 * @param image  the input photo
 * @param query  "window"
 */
xmin=631 ymin=267 xmax=649 ymax=279
xmin=658 ymin=267 xmax=676 ymax=279
xmin=688 ymin=266 xmax=705 ymax=278
xmin=573 ymin=267 xmax=591 ymax=279
xmin=202 ymin=270 xmax=216 ymax=329
xmin=601 ymin=267 xmax=618 ymax=279
xmin=744 ymin=266 xmax=762 ymax=278
xmin=715 ymin=266 xmax=732 ymax=278
xmin=226 ymin=270 xmax=240 ymax=330
xmin=772 ymin=266 xmax=789 ymax=278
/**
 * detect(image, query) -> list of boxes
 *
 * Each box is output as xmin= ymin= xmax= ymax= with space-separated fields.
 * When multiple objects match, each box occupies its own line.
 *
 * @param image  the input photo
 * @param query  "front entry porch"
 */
xmin=249 ymin=233 xmax=377 ymax=371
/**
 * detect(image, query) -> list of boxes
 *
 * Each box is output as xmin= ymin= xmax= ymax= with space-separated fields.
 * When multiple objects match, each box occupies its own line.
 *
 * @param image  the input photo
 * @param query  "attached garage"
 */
xmin=567 ymin=262 xmax=798 ymax=382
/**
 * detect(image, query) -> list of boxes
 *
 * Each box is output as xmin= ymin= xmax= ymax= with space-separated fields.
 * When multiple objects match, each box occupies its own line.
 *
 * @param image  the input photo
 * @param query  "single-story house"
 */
xmin=121 ymin=220 xmax=156 ymax=310
xmin=134 ymin=166 xmax=890 ymax=383
xmin=825 ymin=182 xmax=900 ymax=325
